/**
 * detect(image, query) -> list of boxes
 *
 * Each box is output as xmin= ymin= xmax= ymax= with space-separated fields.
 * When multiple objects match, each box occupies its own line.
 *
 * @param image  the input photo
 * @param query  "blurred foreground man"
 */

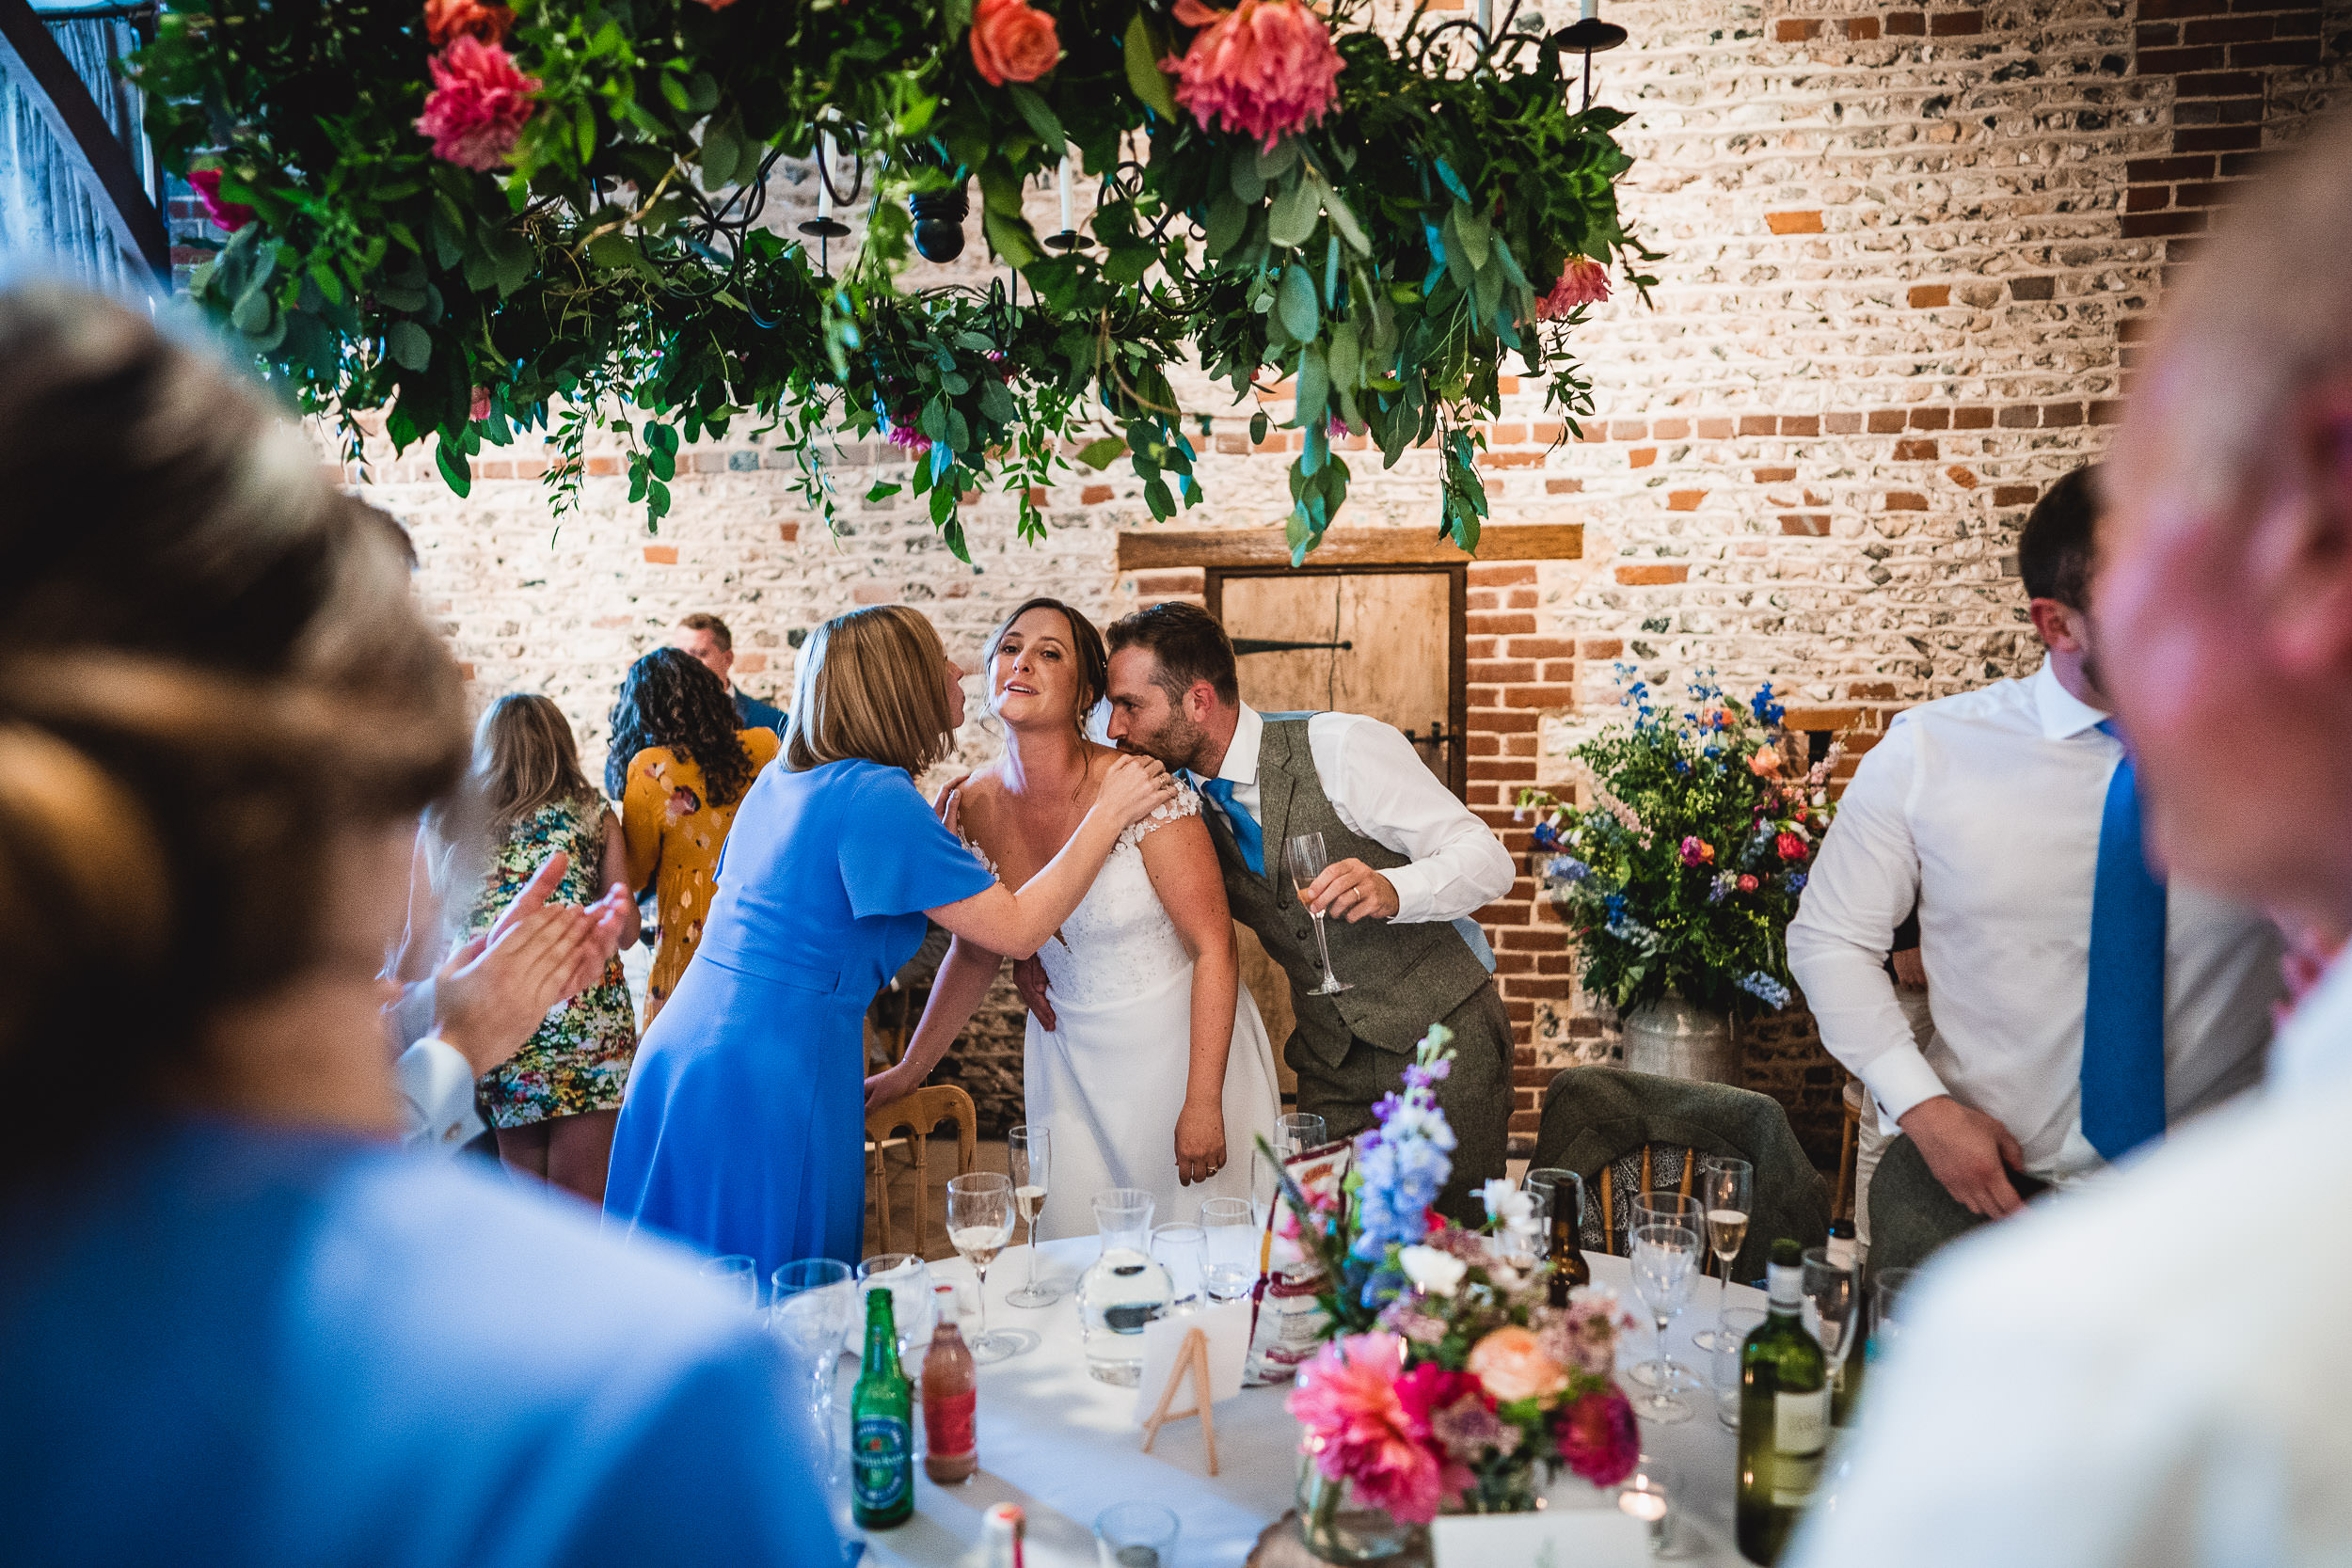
xmin=1797 ymin=112 xmax=2352 ymax=1568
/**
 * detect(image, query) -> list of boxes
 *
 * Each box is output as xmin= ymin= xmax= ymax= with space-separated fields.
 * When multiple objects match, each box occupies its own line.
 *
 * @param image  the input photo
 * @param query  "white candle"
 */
xmin=1057 ymin=154 xmax=1073 ymax=235
xmin=1476 ymin=0 xmax=1491 ymax=32
xmin=1619 ymin=1488 xmax=1667 ymax=1524
xmin=817 ymin=132 xmax=833 ymax=222
xmin=1581 ymin=0 xmax=1599 ymax=19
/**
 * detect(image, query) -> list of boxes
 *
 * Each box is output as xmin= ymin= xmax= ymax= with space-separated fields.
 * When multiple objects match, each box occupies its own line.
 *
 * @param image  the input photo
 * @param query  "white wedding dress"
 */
xmin=973 ymin=783 xmax=1282 ymax=1242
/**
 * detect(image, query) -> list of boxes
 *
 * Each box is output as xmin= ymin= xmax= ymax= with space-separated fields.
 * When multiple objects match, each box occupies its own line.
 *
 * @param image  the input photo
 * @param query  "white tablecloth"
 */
xmin=829 ymin=1238 xmax=1768 ymax=1567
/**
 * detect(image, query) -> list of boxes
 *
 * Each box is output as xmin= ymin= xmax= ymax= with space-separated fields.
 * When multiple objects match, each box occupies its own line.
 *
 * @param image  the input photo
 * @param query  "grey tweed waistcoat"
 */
xmin=1207 ymin=717 xmax=1495 ymax=1070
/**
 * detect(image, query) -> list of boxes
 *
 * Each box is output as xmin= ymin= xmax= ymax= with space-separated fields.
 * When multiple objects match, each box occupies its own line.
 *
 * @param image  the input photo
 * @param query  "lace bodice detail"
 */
xmin=965 ymin=782 xmax=1200 ymax=1012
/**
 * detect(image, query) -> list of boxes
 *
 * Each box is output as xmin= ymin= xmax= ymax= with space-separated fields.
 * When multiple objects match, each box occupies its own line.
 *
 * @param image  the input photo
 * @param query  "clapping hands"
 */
xmin=434 ymin=851 xmax=632 ymax=1075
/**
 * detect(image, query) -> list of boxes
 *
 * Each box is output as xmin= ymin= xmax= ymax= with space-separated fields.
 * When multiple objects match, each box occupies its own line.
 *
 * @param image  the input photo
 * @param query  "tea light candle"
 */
xmin=1058 ymin=154 xmax=1073 ymax=237
xmin=1618 ymin=1488 xmax=1667 ymax=1524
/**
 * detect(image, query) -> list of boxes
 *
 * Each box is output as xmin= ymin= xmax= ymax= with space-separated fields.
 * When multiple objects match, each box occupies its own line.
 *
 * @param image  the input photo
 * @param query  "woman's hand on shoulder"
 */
xmin=1094 ymin=752 xmax=1178 ymax=829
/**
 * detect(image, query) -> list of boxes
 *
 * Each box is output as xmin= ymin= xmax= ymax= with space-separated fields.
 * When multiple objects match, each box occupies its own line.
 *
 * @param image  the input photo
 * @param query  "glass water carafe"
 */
xmin=1075 ymin=1188 xmax=1172 ymax=1386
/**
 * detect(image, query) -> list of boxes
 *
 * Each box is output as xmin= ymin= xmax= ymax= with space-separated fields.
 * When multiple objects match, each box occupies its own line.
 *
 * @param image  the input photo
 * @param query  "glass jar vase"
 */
xmin=1295 ymin=1453 xmax=1422 ymax=1563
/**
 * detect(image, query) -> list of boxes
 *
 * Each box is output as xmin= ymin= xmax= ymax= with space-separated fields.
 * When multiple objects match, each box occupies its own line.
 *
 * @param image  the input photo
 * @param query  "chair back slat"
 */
xmin=865 ymin=1085 xmax=979 ymax=1259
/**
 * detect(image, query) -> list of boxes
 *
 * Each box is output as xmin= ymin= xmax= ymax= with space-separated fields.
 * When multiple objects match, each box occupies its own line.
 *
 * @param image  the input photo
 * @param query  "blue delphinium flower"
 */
xmin=1738 ymin=972 xmax=1793 ymax=1009
xmin=1750 ymin=682 xmax=1786 ymax=727
xmin=1531 ymin=818 xmax=1560 ymax=849
xmin=1546 ymin=855 xmax=1591 ymax=884
xmin=1349 ymin=1027 xmax=1458 ymax=1263
xmin=1788 ymin=871 xmax=1808 ymax=892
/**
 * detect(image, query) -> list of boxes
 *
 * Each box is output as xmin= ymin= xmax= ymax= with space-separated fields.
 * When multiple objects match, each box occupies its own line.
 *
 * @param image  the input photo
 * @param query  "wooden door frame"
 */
xmin=1204 ymin=562 xmax=1470 ymax=800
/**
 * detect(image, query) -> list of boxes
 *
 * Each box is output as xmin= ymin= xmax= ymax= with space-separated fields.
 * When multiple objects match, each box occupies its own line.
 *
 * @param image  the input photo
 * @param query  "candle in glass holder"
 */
xmin=1057 ymin=154 xmax=1073 ymax=236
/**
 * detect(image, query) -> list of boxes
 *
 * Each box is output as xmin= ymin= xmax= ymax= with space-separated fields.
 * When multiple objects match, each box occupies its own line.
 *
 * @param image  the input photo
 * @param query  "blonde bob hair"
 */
xmin=784 ymin=605 xmax=958 ymax=775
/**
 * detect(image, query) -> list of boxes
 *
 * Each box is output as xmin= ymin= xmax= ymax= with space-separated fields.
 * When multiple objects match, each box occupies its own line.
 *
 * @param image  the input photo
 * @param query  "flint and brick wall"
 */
xmin=167 ymin=2 xmax=2345 ymax=1152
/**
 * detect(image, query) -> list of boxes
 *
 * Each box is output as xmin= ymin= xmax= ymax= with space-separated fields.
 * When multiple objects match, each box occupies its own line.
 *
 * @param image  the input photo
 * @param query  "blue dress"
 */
xmin=0 ymin=1119 xmax=838 ymax=1567
xmin=605 ymin=757 xmax=994 ymax=1275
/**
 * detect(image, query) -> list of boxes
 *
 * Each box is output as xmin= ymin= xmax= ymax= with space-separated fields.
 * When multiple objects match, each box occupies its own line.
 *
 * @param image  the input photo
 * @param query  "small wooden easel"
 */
xmin=1137 ymin=1324 xmax=1220 ymax=1476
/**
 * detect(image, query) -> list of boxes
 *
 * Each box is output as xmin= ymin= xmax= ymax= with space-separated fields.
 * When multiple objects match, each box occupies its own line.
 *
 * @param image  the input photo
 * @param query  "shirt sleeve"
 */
xmin=1785 ymin=719 xmax=1950 ymax=1123
xmin=395 ymin=1034 xmax=482 ymax=1153
xmin=1310 ymin=714 xmax=1517 ymax=923
xmin=619 ymin=749 xmax=665 ymax=896
xmin=838 ymin=769 xmax=997 ymax=920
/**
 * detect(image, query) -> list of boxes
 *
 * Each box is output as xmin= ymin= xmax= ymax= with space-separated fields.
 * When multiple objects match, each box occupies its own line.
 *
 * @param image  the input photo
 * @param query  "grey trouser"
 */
xmin=1287 ymin=982 xmax=1514 ymax=1227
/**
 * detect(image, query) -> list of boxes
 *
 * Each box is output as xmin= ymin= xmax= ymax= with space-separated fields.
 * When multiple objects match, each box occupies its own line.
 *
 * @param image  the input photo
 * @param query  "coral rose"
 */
xmin=1165 ymin=0 xmax=1343 ymax=150
xmin=1749 ymin=745 xmax=1783 ymax=776
xmin=1465 ymin=1324 xmax=1569 ymax=1407
xmin=415 ymin=35 xmax=540 ymax=171
xmin=1557 ymin=1388 xmax=1640 ymax=1486
xmin=970 ymin=0 xmax=1060 ymax=87
xmin=423 ymin=0 xmax=512 ymax=47
xmin=1536 ymin=256 xmax=1611 ymax=320
xmin=188 ymin=168 xmax=252 ymax=232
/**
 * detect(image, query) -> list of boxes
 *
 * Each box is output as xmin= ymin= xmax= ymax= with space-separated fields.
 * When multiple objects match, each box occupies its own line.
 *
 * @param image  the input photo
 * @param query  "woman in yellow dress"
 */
xmin=609 ymin=647 xmax=781 ymax=1022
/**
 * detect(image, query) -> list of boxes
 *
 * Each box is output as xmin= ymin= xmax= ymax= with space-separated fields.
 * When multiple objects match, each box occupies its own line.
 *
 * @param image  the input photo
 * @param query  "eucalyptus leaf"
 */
xmin=1267 ymin=172 xmax=1319 ymax=250
xmin=1277 ymin=265 xmax=1319 ymax=343
xmin=230 ymin=286 xmax=274 ymax=336
xmin=387 ymin=320 xmax=431 ymax=371
xmin=1256 ymin=137 xmax=1301 ymax=182
xmin=1203 ymin=188 xmax=1247 ymax=260
xmin=1293 ymin=343 xmax=1329 ymax=434
xmin=1077 ymin=436 xmax=1125 ymax=470
xmin=1311 ymin=172 xmax=1371 ymax=256
xmin=1122 ymin=12 xmax=1179 ymax=119
xmin=1327 ymin=319 xmax=1361 ymax=388
xmin=1006 ymin=85 xmax=1065 ymax=149
xmin=1228 ymin=153 xmax=1264 ymax=207
xmin=977 ymin=378 xmax=1017 ymax=423
xmin=1454 ymin=203 xmax=1494 ymax=270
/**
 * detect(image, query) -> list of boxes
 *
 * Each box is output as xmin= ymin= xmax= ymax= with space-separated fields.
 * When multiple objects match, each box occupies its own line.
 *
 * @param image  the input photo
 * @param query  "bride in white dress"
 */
xmin=865 ymin=598 xmax=1281 ymax=1241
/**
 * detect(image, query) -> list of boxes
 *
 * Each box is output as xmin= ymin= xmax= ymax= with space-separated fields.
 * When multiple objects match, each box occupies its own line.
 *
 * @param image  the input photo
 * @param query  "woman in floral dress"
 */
xmin=453 ymin=694 xmax=640 ymax=1202
xmin=609 ymin=648 xmax=780 ymax=1022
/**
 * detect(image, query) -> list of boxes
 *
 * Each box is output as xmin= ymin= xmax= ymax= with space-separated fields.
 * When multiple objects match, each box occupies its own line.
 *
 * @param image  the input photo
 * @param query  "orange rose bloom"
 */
xmin=971 ymin=0 xmax=1061 ymax=87
xmin=1465 ymin=1325 xmax=1569 ymax=1407
xmin=423 ymin=0 xmax=513 ymax=47
xmin=1749 ymin=746 xmax=1783 ymax=777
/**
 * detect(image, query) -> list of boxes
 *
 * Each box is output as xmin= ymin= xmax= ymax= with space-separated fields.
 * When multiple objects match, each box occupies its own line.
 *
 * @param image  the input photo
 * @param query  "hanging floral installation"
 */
xmin=135 ymin=0 xmax=1654 ymax=560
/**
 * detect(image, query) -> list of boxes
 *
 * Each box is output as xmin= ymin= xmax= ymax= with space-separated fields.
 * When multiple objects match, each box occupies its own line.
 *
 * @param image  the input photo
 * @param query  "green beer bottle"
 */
xmin=1736 ymin=1238 xmax=1829 ymax=1565
xmin=850 ymin=1289 xmax=914 ymax=1529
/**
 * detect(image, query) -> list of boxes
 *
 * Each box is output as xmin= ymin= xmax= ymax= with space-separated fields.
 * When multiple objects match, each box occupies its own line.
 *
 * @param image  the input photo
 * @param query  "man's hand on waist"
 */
xmin=1898 ymin=1095 xmax=2026 ymax=1219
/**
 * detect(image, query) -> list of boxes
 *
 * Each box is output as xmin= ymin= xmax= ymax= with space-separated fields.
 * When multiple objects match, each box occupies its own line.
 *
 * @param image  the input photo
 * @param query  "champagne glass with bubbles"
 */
xmin=1007 ymin=1124 xmax=1064 ymax=1307
xmin=1284 ymin=833 xmax=1354 ymax=995
xmin=947 ymin=1172 xmax=1023 ymax=1364
xmin=1691 ymin=1155 xmax=1754 ymax=1352
xmin=1629 ymin=1220 xmax=1703 ymax=1424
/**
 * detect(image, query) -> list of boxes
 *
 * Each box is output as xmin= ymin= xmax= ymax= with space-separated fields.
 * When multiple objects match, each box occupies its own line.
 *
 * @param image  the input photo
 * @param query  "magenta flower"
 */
xmin=1678 ymin=835 xmax=1715 ymax=867
xmin=1557 ymin=1388 xmax=1640 ymax=1486
xmin=188 ymin=168 xmax=253 ymax=233
xmin=469 ymin=385 xmax=493 ymax=422
xmin=1289 ymin=1334 xmax=1464 ymax=1525
xmin=415 ymin=35 xmax=540 ymax=171
xmin=1164 ymin=0 xmax=1344 ymax=150
xmin=1536 ymin=257 xmax=1612 ymax=320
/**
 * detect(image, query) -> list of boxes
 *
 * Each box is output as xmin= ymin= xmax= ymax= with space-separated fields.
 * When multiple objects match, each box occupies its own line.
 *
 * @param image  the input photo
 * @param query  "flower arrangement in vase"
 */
xmin=1265 ymin=1026 xmax=1640 ymax=1556
xmin=1515 ymin=668 xmax=1842 ymax=1022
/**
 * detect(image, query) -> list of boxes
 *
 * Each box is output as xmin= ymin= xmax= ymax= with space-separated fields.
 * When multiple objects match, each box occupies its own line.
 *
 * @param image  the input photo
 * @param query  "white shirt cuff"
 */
xmin=1859 ymin=1046 xmax=1952 ymax=1129
xmin=396 ymin=1034 xmax=483 ymax=1153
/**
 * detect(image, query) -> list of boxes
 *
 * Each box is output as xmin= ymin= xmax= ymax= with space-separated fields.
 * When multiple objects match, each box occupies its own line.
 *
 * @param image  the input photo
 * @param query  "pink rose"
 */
xmin=188 ymin=168 xmax=253 ymax=233
xmin=1164 ymin=0 xmax=1344 ymax=150
xmin=1465 ymin=1324 xmax=1570 ymax=1407
xmin=1557 ymin=1388 xmax=1640 ymax=1486
xmin=970 ymin=0 xmax=1060 ymax=87
xmin=415 ymin=35 xmax=540 ymax=171
xmin=1536 ymin=257 xmax=1611 ymax=320
xmin=469 ymin=385 xmax=493 ymax=421
xmin=1739 ymin=874 xmax=1759 ymax=893
xmin=1775 ymin=831 xmax=1810 ymax=863
xmin=422 ymin=0 xmax=513 ymax=47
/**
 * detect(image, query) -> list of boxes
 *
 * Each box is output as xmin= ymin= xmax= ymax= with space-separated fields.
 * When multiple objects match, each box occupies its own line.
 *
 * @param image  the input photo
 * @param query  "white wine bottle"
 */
xmin=1736 ymin=1238 xmax=1829 ymax=1564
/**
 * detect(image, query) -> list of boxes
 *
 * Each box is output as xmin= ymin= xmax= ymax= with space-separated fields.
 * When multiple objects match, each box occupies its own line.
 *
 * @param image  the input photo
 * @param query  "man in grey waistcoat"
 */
xmin=1021 ymin=600 xmax=1517 ymax=1222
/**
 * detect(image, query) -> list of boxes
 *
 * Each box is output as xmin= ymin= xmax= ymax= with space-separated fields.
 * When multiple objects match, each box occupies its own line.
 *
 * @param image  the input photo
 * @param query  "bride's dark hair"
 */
xmin=984 ymin=597 xmax=1108 ymax=738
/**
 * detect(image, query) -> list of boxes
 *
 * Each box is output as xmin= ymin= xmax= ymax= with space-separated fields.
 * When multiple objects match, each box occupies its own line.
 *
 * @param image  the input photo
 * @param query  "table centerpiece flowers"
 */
xmin=1264 ymin=1026 xmax=1641 ymax=1560
xmin=1513 ymin=670 xmax=1841 ymax=1072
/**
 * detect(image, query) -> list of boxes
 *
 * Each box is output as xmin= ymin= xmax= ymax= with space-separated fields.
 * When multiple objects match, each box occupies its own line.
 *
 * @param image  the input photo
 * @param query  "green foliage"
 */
xmin=1519 ymin=673 xmax=1837 ymax=1019
xmin=136 ymin=0 xmax=1654 ymax=552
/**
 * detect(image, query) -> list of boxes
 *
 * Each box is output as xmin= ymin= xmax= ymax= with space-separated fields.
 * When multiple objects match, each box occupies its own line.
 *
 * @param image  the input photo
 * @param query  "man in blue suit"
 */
xmin=671 ymin=612 xmax=784 ymax=733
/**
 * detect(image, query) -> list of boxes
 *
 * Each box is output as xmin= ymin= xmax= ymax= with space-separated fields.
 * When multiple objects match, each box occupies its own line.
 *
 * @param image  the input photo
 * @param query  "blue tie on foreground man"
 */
xmin=1796 ymin=108 xmax=2352 ymax=1568
xmin=0 ymin=288 xmax=834 ymax=1566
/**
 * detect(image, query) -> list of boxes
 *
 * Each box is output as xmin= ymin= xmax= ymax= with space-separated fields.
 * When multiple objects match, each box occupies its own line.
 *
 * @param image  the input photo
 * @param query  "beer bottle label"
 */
xmin=852 ymin=1416 xmax=912 ymax=1512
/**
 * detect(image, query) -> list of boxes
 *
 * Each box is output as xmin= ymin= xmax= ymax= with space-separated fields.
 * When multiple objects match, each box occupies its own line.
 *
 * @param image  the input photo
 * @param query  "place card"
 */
xmin=1131 ymin=1300 xmax=1249 ymax=1429
xmin=1428 ymin=1505 xmax=1650 ymax=1568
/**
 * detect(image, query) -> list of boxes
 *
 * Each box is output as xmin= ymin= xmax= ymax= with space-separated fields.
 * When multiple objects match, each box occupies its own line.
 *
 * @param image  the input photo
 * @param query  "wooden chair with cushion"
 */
xmin=865 ymin=1084 xmax=977 ymax=1259
xmin=1529 ymin=1066 xmax=1829 ymax=1284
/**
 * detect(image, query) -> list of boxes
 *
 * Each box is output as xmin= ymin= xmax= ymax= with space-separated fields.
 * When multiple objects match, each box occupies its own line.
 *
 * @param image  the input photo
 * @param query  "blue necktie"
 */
xmin=1200 ymin=777 xmax=1264 ymax=877
xmin=2081 ymin=720 xmax=2168 ymax=1162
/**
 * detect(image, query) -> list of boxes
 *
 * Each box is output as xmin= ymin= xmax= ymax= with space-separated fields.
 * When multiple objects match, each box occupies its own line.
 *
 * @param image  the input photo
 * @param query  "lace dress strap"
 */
xmin=1117 ymin=779 xmax=1201 ymax=850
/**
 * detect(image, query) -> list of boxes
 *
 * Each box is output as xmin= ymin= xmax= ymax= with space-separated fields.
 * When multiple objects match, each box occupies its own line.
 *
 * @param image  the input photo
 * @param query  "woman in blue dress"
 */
xmin=605 ymin=604 xmax=1176 ymax=1274
xmin=0 ymin=286 xmax=834 ymax=1565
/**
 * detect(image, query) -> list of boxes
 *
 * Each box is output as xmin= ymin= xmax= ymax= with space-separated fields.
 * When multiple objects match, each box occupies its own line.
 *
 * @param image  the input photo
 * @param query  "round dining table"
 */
xmin=823 ymin=1236 xmax=1776 ymax=1568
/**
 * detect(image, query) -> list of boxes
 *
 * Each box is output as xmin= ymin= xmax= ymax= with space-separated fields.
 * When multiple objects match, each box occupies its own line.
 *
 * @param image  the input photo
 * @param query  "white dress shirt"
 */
xmin=1792 ymin=953 xmax=2352 ymax=1568
xmin=1787 ymin=660 xmax=2280 ymax=1181
xmin=386 ymin=979 xmax=483 ymax=1152
xmin=1206 ymin=703 xmax=1516 ymax=925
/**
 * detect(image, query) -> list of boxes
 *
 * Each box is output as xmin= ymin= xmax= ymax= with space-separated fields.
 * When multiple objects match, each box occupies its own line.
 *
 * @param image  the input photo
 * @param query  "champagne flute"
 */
xmin=1691 ymin=1155 xmax=1754 ymax=1352
xmin=946 ymin=1172 xmax=1022 ymax=1364
xmin=1007 ymin=1124 xmax=1064 ymax=1307
xmin=1629 ymin=1221 xmax=1702 ymax=1424
xmin=1283 ymin=833 xmax=1354 ymax=995
xmin=1803 ymin=1245 xmax=1861 ymax=1395
xmin=1629 ymin=1192 xmax=1706 ymax=1390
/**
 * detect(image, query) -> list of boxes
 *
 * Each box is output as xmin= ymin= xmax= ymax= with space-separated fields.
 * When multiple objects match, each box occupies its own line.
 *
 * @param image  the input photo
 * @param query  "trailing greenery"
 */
xmin=134 ymin=0 xmax=1652 ymax=558
xmin=1517 ymin=673 xmax=1838 ymax=1020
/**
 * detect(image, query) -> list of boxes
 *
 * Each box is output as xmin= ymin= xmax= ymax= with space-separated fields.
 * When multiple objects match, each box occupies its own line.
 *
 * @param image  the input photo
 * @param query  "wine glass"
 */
xmin=855 ymin=1251 xmax=935 ymax=1367
xmin=1283 ymin=832 xmax=1353 ymax=995
xmin=946 ymin=1172 xmax=1023 ymax=1364
xmin=1801 ymin=1245 xmax=1860 ymax=1400
xmin=771 ymin=1258 xmax=855 ymax=1452
xmin=1872 ymin=1265 xmax=1920 ymax=1360
xmin=1200 ymin=1196 xmax=1258 ymax=1301
xmin=1628 ymin=1221 xmax=1702 ymax=1424
xmin=1007 ymin=1124 xmax=1064 ymax=1307
xmin=1627 ymin=1192 xmax=1706 ymax=1390
xmin=1691 ymin=1155 xmax=1754 ymax=1352
xmin=700 ymin=1254 xmax=760 ymax=1310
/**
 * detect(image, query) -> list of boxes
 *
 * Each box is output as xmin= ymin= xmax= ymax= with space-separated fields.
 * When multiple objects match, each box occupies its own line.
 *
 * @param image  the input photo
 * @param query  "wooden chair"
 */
xmin=1591 ymin=1141 xmax=1699 ymax=1256
xmin=1834 ymin=1078 xmax=1865 ymax=1227
xmin=865 ymin=1084 xmax=977 ymax=1259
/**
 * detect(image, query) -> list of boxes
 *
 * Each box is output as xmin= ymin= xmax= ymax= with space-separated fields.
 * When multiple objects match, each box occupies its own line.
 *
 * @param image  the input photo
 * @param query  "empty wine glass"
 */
xmin=946 ymin=1172 xmax=1023 ymax=1364
xmin=1629 ymin=1192 xmax=1705 ymax=1390
xmin=700 ymin=1254 xmax=759 ymax=1309
xmin=1691 ymin=1155 xmax=1754 ymax=1352
xmin=1007 ymin=1124 xmax=1064 ymax=1307
xmin=1801 ymin=1245 xmax=1860 ymax=1397
xmin=1283 ymin=832 xmax=1353 ymax=995
xmin=1200 ymin=1196 xmax=1257 ymax=1301
xmin=1629 ymin=1220 xmax=1702 ymax=1423
xmin=1872 ymin=1265 xmax=1920 ymax=1360
xmin=771 ymin=1258 xmax=855 ymax=1447
xmin=855 ymin=1252 xmax=935 ymax=1367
